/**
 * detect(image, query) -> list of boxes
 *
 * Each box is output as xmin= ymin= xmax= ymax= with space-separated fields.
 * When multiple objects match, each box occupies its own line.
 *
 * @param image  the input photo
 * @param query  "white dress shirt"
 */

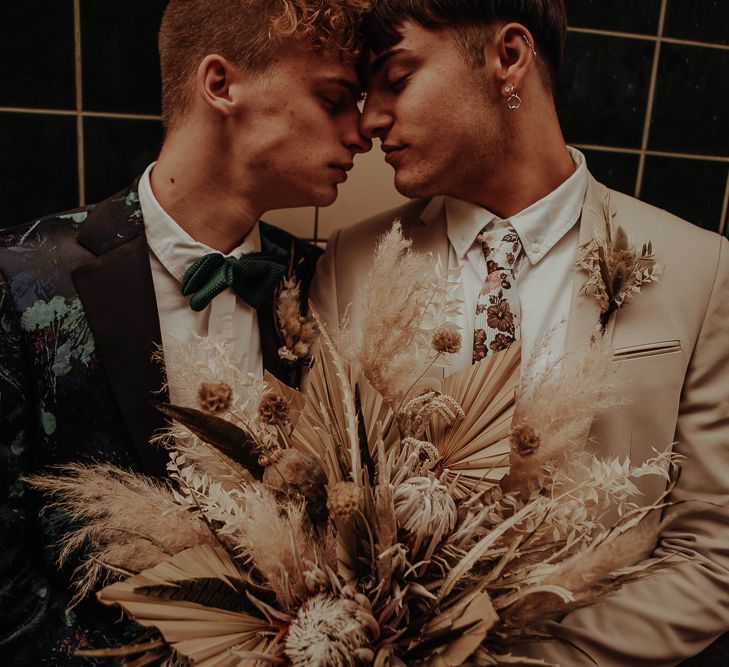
xmin=138 ymin=163 xmax=263 ymax=402
xmin=442 ymin=147 xmax=588 ymax=375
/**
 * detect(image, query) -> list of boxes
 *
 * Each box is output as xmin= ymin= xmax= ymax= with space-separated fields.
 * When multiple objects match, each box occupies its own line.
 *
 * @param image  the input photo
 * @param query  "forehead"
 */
xmin=367 ymin=20 xmax=460 ymax=72
xmin=272 ymin=40 xmax=357 ymax=77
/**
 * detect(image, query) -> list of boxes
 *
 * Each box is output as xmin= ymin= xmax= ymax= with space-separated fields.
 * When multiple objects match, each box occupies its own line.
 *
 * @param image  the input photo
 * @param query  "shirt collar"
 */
xmin=138 ymin=162 xmax=261 ymax=284
xmin=445 ymin=146 xmax=588 ymax=265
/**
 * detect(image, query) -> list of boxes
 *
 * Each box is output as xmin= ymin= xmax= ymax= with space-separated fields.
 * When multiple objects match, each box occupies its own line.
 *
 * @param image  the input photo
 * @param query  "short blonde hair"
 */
xmin=159 ymin=0 xmax=371 ymax=129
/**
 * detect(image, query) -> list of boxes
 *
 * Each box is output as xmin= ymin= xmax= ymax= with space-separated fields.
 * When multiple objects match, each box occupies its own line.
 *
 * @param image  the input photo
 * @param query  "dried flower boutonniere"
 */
xmin=576 ymin=193 xmax=662 ymax=336
xmin=275 ymin=256 xmax=318 ymax=367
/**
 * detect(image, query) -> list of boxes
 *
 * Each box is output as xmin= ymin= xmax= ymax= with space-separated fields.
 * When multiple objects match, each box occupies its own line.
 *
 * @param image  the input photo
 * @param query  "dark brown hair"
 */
xmin=363 ymin=0 xmax=567 ymax=89
xmin=159 ymin=0 xmax=371 ymax=130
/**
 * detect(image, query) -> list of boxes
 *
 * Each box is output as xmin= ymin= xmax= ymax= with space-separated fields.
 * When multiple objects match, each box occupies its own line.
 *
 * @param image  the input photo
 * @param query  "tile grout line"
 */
xmin=567 ymin=26 xmax=729 ymax=51
xmin=634 ymin=0 xmax=667 ymax=198
xmin=0 ymin=107 xmax=161 ymax=121
xmin=719 ymin=173 xmax=729 ymax=236
xmin=73 ymin=0 xmax=85 ymax=206
xmin=572 ymin=144 xmax=729 ymax=163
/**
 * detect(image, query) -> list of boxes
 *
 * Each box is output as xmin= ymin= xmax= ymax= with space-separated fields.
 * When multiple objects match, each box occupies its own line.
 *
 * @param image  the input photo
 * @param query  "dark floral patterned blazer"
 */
xmin=0 ymin=181 xmax=321 ymax=664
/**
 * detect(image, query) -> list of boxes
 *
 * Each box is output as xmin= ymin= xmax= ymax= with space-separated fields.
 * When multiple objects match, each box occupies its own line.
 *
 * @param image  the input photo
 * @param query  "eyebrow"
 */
xmin=315 ymin=76 xmax=362 ymax=99
xmin=368 ymin=48 xmax=406 ymax=76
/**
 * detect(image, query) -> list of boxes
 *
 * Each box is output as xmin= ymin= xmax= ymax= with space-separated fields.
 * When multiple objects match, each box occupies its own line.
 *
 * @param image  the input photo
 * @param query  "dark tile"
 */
xmin=664 ymin=0 xmax=729 ymax=46
xmin=0 ymin=1 xmax=75 ymax=109
xmin=80 ymin=0 xmax=167 ymax=114
xmin=649 ymin=44 xmax=729 ymax=156
xmin=580 ymin=149 xmax=639 ymax=195
xmin=0 ymin=113 xmax=78 ymax=229
xmin=557 ymin=33 xmax=654 ymax=148
xmin=639 ymin=155 xmax=728 ymax=232
xmin=566 ymin=0 xmax=661 ymax=35
xmin=83 ymin=117 xmax=162 ymax=203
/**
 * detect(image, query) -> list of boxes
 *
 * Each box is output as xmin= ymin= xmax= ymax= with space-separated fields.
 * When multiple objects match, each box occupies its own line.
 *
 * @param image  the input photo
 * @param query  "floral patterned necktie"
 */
xmin=472 ymin=225 xmax=523 ymax=363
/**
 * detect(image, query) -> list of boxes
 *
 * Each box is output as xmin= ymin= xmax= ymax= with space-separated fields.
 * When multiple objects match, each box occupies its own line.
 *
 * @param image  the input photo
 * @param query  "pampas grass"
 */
xmin=503 ymin=339 xmax=625 ymax=495
xmin=341 ymin=221 xmax=458 ymax=407
xmin=27 ymin=463 xmax=215 ymax=604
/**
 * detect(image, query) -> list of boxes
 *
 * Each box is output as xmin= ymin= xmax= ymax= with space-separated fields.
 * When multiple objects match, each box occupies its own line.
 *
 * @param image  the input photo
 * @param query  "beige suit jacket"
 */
xmin=311 ymin=174 xmax=729 ymax=666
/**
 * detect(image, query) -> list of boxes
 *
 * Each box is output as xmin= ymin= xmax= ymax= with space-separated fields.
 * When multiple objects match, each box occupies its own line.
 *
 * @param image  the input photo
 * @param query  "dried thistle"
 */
xmin=432 ymin=327 xmax=462 ymax=354
xmin=263 ymin=448 xmax=329 ymax=525
xmin=576 ymin=192 xmax=661 ymax=335
xmin=285 ymin=593 xmax=379 ymax=667
xmin=197 ymin=381 xmax=233 ymax=414
xmin=258 ymin=391 xmax=291 ymax=427
xmin=510 ymin=423 xmax=541 ymax=457
xmin=327 ymin=481 xmax=364 ymax=522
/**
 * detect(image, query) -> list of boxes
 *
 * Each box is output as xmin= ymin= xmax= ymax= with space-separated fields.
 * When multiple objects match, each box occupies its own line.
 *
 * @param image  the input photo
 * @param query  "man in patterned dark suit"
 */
xmin=0 ymin=0 xmax=370 ymax=663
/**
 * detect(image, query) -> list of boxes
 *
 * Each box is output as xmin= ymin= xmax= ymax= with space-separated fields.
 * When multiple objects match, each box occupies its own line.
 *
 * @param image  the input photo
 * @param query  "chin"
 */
xmin=312 ymin=185 xmax=339 ymax=208
xmin=394 ymin=169 xmax=438 ymax=200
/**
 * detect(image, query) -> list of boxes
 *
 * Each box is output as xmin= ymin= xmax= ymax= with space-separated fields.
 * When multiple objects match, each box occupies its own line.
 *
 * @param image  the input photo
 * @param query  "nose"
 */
xmin=346 ymin=128 xmax=372 ymax=156
xmin=343 ymin=109 xmax=372 ymax=155
xmin=360 ymin=95 xmax=393 ymax=140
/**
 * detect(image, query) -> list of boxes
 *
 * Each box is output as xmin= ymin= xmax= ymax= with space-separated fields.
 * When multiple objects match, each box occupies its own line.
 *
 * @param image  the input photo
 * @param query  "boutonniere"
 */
xmin=274 ymin=251 xmax=317 ymax=367
xmin=576 ymin=193 xmax=662 ymax=336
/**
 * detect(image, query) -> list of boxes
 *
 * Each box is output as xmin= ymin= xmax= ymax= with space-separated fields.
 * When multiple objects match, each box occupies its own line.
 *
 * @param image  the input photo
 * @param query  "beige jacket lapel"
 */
xmin=565 ymin=174 xmax=617 ymax=353
xmin=408 ymin=196 xmax=450 ymax=260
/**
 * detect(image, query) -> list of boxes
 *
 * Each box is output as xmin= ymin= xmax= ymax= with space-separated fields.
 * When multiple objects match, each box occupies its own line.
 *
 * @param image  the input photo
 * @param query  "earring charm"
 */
xmin=505 ymin=84 xmax=522 ymax=110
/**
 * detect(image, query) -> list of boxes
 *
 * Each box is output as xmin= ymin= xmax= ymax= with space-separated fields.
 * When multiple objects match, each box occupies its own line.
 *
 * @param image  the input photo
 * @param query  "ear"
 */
xmin=491 ymin=22 xmax=537 ymax=98
xmin=196 ymin=54 xmax=238 ymax=117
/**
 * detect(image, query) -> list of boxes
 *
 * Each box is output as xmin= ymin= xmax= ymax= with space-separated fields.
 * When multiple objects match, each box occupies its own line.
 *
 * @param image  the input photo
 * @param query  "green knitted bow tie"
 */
xmin=181 ymin=249 xmax=288 ymax=311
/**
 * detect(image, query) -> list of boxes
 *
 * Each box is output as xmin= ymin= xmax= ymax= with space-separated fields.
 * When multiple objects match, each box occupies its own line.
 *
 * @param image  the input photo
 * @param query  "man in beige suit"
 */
xmin=312 ymin=1 xmax=729 ymax=664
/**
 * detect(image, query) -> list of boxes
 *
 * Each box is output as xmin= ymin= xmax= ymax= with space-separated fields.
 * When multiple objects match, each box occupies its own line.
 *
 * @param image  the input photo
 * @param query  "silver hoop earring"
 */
xmin=506 ymin=85 xmax=522 ymax=110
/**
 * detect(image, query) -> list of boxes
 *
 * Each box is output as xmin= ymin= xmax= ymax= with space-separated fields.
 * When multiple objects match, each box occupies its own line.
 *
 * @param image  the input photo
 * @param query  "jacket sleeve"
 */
xmin=0 ymin=269 xmax=50 ymax=648
xmin=514 ymin=236 xmax=729 ymax=665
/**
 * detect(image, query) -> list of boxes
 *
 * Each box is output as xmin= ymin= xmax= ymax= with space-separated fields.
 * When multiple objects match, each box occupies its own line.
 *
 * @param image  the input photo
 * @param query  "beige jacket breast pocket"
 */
xmin=612 ymin=339 xmax=682 ymax=362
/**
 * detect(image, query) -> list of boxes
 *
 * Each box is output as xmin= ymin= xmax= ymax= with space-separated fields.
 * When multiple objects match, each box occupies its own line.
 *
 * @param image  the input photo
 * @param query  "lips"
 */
xmin=328 ymin=162 xmax=353 ymax=183
xmin=382 ymin=144 xmax=407 ymax=166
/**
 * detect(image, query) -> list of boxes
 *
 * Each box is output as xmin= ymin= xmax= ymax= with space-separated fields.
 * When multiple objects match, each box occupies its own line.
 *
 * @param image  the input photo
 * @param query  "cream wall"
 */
xmin=262 ymin=140 xmax=409 ymax=244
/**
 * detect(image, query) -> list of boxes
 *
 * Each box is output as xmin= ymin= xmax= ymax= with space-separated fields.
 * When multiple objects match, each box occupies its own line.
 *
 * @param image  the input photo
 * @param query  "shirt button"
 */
xmin=530 ymin=242 xmax=540 ymax=254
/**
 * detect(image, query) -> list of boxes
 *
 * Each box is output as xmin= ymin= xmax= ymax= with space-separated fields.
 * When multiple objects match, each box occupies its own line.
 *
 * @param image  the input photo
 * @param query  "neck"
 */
xmin=150 ymin=128 xmax=261 ymax=254
xmin=471 ymin=110 xmax=576 ymax=218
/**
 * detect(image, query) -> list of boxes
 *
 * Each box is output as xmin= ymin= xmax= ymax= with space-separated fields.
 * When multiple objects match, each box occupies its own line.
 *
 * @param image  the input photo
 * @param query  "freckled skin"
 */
xmin=223 ymin=42 xmax=371 ymax=212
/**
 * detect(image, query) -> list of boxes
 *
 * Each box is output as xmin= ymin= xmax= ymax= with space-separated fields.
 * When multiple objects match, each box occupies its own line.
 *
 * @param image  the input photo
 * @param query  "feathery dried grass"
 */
xmin=232 ymin=486 xmax=317 ymax=609
xmin=27 ymin=463 xmax=215 ymax=604
xmin=342 ymin=221 xmax=444 ymax=407
xmin=504 ymin=340 xmax=625 ymax=494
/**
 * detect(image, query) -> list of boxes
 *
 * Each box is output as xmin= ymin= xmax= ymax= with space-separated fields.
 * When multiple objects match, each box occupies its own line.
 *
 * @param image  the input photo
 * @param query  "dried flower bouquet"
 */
xmin=30 ymin=223 xmax=675 ymax=667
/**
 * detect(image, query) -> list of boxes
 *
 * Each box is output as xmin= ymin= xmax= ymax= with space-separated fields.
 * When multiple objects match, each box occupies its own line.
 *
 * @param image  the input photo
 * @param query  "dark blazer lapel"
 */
xmin=257 ymin=221 xmax=323 ymax=388
xmin=71 ymin=183 xmax=168 ymax=476
xmin=257 ymin=296 xmax=291 ymax=386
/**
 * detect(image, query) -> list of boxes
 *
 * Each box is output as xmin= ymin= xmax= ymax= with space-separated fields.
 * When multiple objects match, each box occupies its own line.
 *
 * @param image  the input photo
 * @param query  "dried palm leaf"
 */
xmin=97 ymin=545 xmax=275 ymax=665
xmin=415 ymin=590 xmax=498 ymax=665
xmin=427 ymin=344 xmax=520 ymax=498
